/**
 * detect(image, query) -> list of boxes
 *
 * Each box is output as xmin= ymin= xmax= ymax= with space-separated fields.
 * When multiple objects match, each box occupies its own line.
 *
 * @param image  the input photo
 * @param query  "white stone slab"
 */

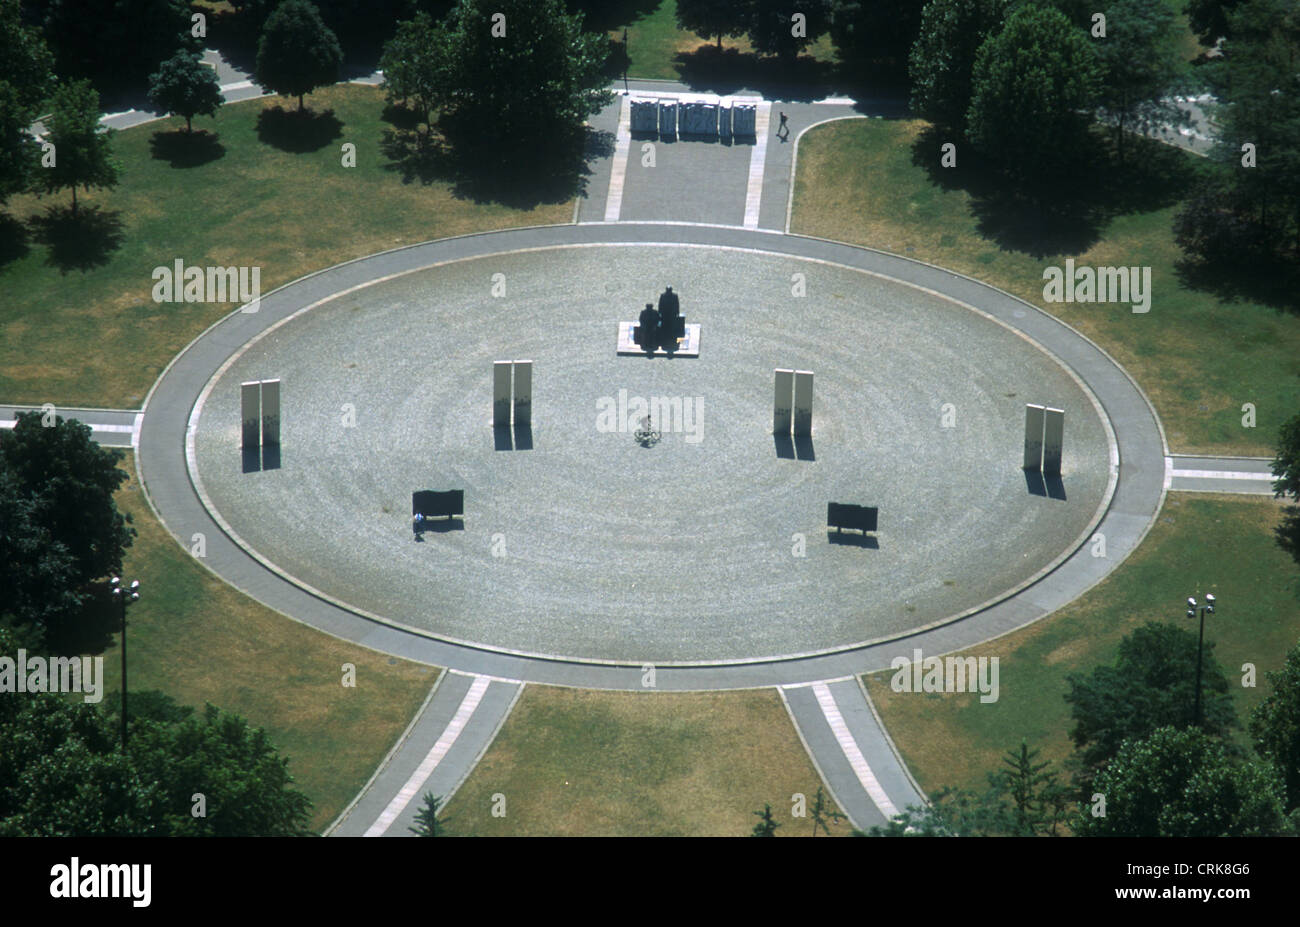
xmin=793 ymin=370 xmax=813 ymax=437
xmin=241 ymin=381 xmax=260 ymax=449
xmin=658 ymin=99 xmax=677 ymax=137
xmin=493 ymin=361 xmax=512 ymax=427
xmin=773 ymin=368 xmax=793 ymax=434
xmin=512 ymin=360 xmax=532 ymax=426
xmin=732 ymin=104 xmax=756 ymax=137
xmin=1023 ymin=403 xmax=1045 ymax=470
xmin=680 ymin=101 xmax=718 ymax=138
xmin=616 ymin=321 xmax=701 ymax=357
xmin=260 ymin=378 xmax=280 ymax=446
xmin=630 ymin=99 xmax=658 ymax=134
xmin=1043 ymin=407 xmax=1064 ymax=475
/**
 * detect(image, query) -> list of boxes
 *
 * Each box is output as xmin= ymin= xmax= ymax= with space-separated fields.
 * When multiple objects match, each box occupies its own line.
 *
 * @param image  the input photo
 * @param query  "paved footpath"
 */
xmin=8 ymin=66 xmax=1260 ymax=835
xmin=327 ymin=671 xmax=522 ymax=837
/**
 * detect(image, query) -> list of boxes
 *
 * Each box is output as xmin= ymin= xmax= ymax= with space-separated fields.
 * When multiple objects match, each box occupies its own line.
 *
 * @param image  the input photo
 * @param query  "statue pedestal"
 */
xmin=616 ymin=321 xmax=701 ymax=356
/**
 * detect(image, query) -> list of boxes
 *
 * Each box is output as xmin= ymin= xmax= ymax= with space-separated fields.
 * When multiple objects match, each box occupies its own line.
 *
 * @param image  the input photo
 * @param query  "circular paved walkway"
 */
xmin=138 ymin=222 xmax=1167 ymax=688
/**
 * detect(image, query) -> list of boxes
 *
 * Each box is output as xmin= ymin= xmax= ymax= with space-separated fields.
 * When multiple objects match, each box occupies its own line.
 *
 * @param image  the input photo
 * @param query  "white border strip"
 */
xmin=363 ymin=673 xmax=491 ymax=837
xmin=812 ymin=682 xmax=899 ymax=819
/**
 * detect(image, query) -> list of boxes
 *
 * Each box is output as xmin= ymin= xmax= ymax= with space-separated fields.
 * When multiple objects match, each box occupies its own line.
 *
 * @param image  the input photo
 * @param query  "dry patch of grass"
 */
xmin=446 ymin=686 xmax=847 ymax=836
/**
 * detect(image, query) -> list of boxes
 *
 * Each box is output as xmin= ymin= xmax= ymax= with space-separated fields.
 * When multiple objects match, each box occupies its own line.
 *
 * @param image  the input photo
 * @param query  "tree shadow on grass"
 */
xmin=0 ymin=212 xmax=31 ymax=268
xmin=256 ymin=106 xmax=344 ymax=153
xmin=1174 ymin=254 xmax=1300 ymax=315
xmin=909 ymin=126 xmax=1196 ymax=259
xmin=673 ymin=45 xmax=839 ymax=102
xmin=27 ymin=204 xmax=125 ymax=273
xmin=149 ymin=129 xmax=226 ymax=168
xmin=382 ymin=122 xmax=615 ymax=210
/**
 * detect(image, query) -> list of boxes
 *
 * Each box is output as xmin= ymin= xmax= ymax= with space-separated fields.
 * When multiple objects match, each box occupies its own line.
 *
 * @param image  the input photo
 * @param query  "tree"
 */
xmin=1251 ymin=641 xmax=1300 ymax=813
xmin=750 ymin=802 xmax=780 ymax=836
xmin=966 ymin=3 xmax=1102 ymax=189
xmin=990 ymin=741 xmax=1073 ymax=836
xmin=1186 ymin=0 xmax=1247 ymax=44
xmin=676 ymin=0 xmax=746 ymax=48
xmin=747 ymin=0 xmax=834 ymax=64
xmin=1199 ymin=0 xmax=1300 ymax=259
xmin=0 ymin=683 xmax=314 ymax=836
xmin=1064 ymin=621 xmax=1237 ymax=786
xmin=1270 ymin=412 xmax=1300 ymax=569
xmin=1076 ymin=726 xmax=1292 ymax=836
xmin=1094 ymin=0 xmax=1190 ymax=163
xmin=908 ymin=0 xmax=1009 ymax=133
xmin=35 ymin=80 xmax=121 ymax=215
xmin=808 ymin=785 xmax=845 ymax=836
xmin=0 ymin=0 xmax=55 ymax=112
xmin=147 ymin=51 xmax=224 ymax=133
xmin=831 ymin=0 xmax=927 ymax=76
xmin=0 ymin=82 xmax=39 ymax=206
xmin=0 ymin=413 xmax=134 ymax=639
xmin=432 ymin=0 xmax=613 ymax=173
xmin=38 ymin=0 xmax=195 ymax=92
xmin=254 ymin=0 xmax=344 ymax=112
xmin=378 ymin=11 xmax=445 ymax=138
xmin=860 ymin=743 xmax=1072 ymax=836
xmin=410 ymin=792 xmax=443 ymax=836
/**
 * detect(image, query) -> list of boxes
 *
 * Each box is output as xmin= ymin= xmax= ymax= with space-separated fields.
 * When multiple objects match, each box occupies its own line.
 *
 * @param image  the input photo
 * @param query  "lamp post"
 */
xmin=1185 ymin=592 xmax=1216 ymax=727
xmin=111 ymin=576 xmax=140 ymax=750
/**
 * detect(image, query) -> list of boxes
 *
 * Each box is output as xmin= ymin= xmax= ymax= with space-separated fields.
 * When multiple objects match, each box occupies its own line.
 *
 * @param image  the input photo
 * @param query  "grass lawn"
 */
xmin=444 ymin=685 xmax=847 ymax=836
xmin=93 ymin=452 xmax=437 ymax=833
xmin=0 ymin=83 xmax=574 ymax=408
xmin=791 ymin=119 xmax=1300 ymax=456
xmin=865 ymin=495 xmax=1300 ymax=799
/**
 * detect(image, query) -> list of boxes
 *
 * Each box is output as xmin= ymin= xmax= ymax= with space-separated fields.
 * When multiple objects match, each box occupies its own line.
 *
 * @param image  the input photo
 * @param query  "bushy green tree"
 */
xmin=908 ymin=0 xmax=1008 ymax=132
xmin=966 ymin=3 xmax=1102 ymax=188
xmin=1064 ymin=621 xmax=1237 ymax=785
xmin=148 ymin=51 xmax=225 ymax=133
xmin=1250 ymin=640 xmax=1300 ymax=813
xmin=0 ymin=682 xmax=313 ymax=836
xmin=34 ymin=80 xmax=121 ymax=215
xmin=1077 ymin=726 xmax=1291 ymax=836
xmin=0 ymin=413 xmax=134 ymax=640
xmin=0 ymin=0 xmax=55 ymax=111
xmin=379 ymin=11 xmax=446 ymax=137
xmin=255 ymin=0 xmax=344 ymax=112
xmin=1094 ymin=0 xmax=1190 ymax=162
xmin=433 ymin=0 xmax=612 ymax=171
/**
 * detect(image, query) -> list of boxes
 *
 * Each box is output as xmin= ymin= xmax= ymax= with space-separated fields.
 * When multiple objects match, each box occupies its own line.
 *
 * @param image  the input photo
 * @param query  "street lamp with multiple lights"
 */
xmin=1185 ymin=592 xmax=1217 ymax=727
xmin=111 ymin=576 xmax=139 ymax=750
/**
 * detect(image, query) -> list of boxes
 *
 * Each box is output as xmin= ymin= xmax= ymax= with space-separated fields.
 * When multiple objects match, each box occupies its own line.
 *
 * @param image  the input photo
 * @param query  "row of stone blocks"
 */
xmin=630 ymin=98 xmax=757 ymax=140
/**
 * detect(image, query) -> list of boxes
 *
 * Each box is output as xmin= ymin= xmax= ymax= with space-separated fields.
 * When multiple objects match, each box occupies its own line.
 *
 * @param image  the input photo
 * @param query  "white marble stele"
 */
xmin=615 ymin=321 xmax=701 ymax=357
xmin=1043 ymin=407 xmax=1065 ymax=475
xmin=1023 ymin=403 xmax=1045 ymax=470
xmin=493 ymin=360 xmax=512 ymax=426
xmin=512 ymin=359 xmax=532 ymax=426
xmin=773 ymin=368 xmax=793 ymax=433
xmin=793 ymin=370 xmax=814 ymax=437
xmin=260 ymin=378 xmax=281 ymax=446
xmin=241 ymin=381 xmax=260 ymax=449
